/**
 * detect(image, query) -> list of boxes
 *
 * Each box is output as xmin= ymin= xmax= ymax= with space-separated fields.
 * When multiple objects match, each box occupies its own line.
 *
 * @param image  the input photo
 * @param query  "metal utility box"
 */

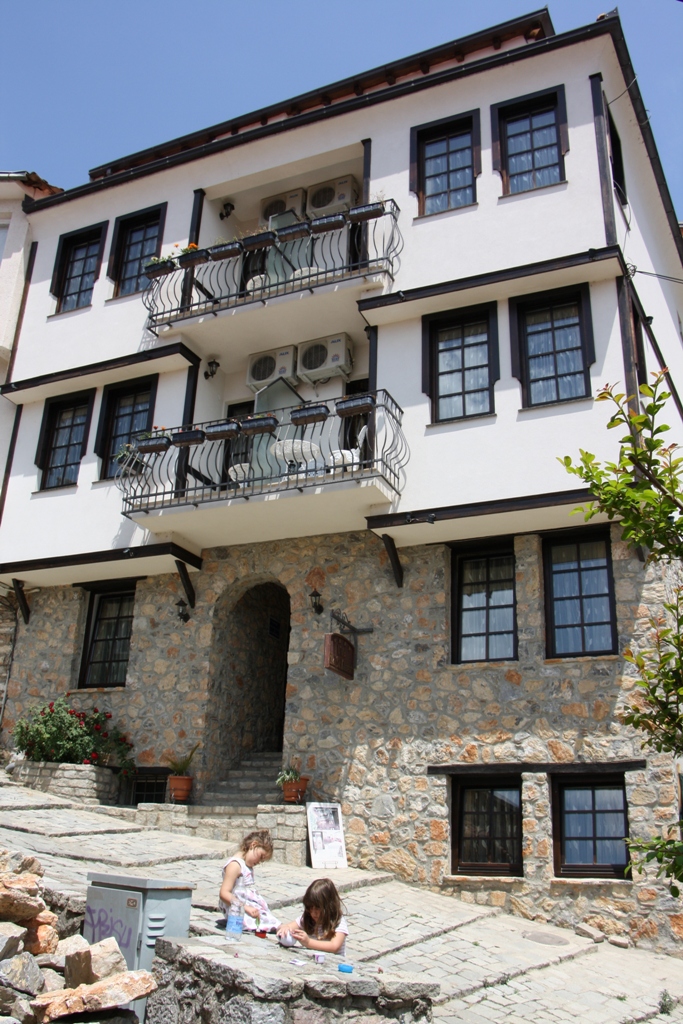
xmin=85 ymin=873 xmax=195 ymax=1021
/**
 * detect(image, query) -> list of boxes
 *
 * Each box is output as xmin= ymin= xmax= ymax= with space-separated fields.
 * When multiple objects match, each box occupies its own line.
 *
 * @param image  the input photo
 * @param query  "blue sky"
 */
xmin=2 ymin=1 xmax=681 ymax=216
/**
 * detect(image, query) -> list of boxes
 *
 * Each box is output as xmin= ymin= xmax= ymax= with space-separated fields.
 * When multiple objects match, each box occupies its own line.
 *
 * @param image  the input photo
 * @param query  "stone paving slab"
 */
xmin=274 ymin=880 xmax=496 ymax=962
xmin=371 ymin=915 xmax=594 ymax=1001
xmin=435 ymin=942 xmax=683 ymax=1023
xmin=0 ymin=784 xmax=75 ymax=810
xmin=0 ymin=808 xmax=144 ymax=836
xmin=0 ymin=824 xmax=232 ymax=866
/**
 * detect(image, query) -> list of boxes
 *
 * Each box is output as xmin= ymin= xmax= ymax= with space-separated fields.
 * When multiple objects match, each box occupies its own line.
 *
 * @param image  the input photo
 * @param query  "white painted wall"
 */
xmin=2 ymin=27 xmax=682 ymax=561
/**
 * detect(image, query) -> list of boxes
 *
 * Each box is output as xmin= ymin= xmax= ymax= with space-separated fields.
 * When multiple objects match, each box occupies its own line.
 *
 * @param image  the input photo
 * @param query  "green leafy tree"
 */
xmin=561 ymin=372 xmax=683 ymax=895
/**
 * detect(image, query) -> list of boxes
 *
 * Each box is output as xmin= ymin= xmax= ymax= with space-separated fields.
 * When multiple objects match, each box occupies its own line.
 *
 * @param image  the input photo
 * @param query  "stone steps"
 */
xmin=200 ymin=751 xmax=285 ymax=808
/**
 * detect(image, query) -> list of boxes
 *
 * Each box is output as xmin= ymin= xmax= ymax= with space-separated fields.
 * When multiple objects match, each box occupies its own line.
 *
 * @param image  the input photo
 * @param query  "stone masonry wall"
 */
xmin=2 ymin=526 xmax=681 ymax=951
xmin=11 ymin=760 xmax=120 ymax=804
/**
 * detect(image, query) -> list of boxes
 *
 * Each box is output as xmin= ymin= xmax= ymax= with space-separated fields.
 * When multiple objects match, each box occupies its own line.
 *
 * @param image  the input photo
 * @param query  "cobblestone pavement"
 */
xmin=2 ymin=775 xmax=682 ymax=1022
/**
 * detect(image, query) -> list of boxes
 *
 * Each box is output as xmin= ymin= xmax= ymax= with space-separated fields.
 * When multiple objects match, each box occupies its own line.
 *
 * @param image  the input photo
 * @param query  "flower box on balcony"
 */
xmin=276 ymin=223 xmax=311 ymax=242
xmin=135 ymin=435 xmax=172 ymax=454
xmin=310 ymin=213 xmax=347 ymax=234
xmin=290 ymin=404 xmax=330 ymax=426
xmin=171 ymin=429 xmax=206 ymax=447
xmin=208 ymin=241 xmax=243 ymax=261
xmin=143 ymin=260 xmax=176 ymax=278
xmin=348 ymin=202 xmax=385 ymax=223
xmin=241 ymin=231 xmax=277 ymax=252
xmin=204 ymin=421 xmax=241 ymax=440
xmin=177 ymin=249 xmax=210 ymax=269
xmin=240 ymin=414 xmax=279 ymax=435
xmin=335 ymin=394 xmax=376 ymax=417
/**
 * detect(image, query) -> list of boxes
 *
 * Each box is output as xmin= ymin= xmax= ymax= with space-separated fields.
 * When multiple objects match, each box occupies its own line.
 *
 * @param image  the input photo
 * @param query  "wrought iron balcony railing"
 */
xmin=117 ymin=390 xmax=408 ymax=515
xmin=142 ymin=200 xmax=402 ymax=329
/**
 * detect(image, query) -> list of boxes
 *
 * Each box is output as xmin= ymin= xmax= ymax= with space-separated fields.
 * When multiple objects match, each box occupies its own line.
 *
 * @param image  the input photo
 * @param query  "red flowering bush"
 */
xmin=14 ymin=697 xmax=136 ymax=775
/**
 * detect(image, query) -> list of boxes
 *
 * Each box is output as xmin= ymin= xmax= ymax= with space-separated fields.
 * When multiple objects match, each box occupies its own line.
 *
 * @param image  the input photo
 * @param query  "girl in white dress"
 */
xmin=219 ymin=829 xmax=280 ymax=932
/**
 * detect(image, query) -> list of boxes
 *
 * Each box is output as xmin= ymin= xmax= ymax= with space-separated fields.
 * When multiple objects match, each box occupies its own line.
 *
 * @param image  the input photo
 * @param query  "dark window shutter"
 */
xmin=508 ymin=298 xmax=522 ymax=384
xmin=579 ymin=283 xmax=596 ymax=366
xmin=421 ymin=317 xmax=433 ymax=398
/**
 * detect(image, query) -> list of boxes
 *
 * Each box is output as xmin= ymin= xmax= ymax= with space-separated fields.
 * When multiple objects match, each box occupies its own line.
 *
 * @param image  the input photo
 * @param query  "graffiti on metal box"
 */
xmin=85 ymin=905 xmax=133 ymax=949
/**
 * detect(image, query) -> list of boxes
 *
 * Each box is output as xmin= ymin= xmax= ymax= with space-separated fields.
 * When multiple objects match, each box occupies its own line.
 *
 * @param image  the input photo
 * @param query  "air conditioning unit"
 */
xmin=298 ymin=333 xmax=353 ymax=385
xmin=259 ymin=189 xmax=306 ymax=228
xmin=246 ymin=346 xmax=298 ymax=391
xmin=306 ymin=176 xmax=359 ymax=219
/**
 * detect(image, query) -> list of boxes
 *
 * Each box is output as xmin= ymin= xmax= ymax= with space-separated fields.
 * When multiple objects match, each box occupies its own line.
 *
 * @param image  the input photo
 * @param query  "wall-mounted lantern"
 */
xmin=309 ymin=589 xmax=324 ymax=615
xmin=176 ymin=598 xmax=191 ymax=623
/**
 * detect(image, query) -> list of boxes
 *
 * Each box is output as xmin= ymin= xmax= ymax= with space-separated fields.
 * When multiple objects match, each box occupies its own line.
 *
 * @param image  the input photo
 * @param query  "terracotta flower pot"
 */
xmin=282 ymin=777 xmax=309 ymax=804
xmin=168 ymin=775 xmax=193 ymax=803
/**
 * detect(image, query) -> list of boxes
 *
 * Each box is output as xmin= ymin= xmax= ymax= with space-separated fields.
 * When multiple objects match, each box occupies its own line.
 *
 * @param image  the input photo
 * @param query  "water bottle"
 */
xmin=226 ymin=885 xmax=246 ymax=939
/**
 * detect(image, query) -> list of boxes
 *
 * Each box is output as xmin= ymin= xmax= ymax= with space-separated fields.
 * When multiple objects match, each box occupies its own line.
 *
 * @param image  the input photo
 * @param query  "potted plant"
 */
xmin=170 ymin=428 xmax=206 ymax=447
xmin=176 ymin=243 xmax=210 ymax=269
xmin=290 ymin=403 xmax=329 ymax=426
xmin=241 ymin=230 xmax=277 ymax=252
xmin=143 ymin=256 xmax=177 ymax=277
xmin=240 ymin=413 xmax=279 ymax=435
xmin=166 ymin=743 xmax=200 ymax=803
xmin=208 ymin=240 xmax=243 ymax=262
xmin=276 ymin=763 xmax=310 ymax=804
xmin=204 ymin=420 xmax=241 ymax=440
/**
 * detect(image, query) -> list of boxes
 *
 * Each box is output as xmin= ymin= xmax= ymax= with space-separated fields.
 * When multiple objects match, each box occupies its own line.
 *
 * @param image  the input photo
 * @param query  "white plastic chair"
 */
xmin=327 ymin=424 xmax=368 ymax=471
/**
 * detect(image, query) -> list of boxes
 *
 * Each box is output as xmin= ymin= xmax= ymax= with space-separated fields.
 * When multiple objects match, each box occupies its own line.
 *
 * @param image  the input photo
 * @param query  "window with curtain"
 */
xmin=101 ymin=385 xmax=153 ymax=478
xmin=452 ymin=777 xmax=523 ymax=875
xmin=117 ymin=216 xmax=162 ymax=295
xmin=41 ymin=400 xmax=91 ymax=489
xmin=80 ymin=589 xmax=136 ymax=688
xmin=425 ymin=303 xmax=499 ymax=423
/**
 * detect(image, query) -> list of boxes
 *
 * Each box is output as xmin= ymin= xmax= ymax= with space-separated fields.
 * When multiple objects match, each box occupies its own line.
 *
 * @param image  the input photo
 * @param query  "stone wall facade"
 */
xmin=2 ymin=526 xmax=681 ymax=951
xmin=10 ymin=760 xmax=120 ymax=804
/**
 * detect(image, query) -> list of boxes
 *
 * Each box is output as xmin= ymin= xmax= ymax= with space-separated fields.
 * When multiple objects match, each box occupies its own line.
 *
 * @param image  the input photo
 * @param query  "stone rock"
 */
xmin=608 ymin=935 xmax=630 ymax=948
xmin=31 ymin=970 xmax=156 ymax=1023
xmin=22 ymin=915 xmax=58 ymax=958
xmin=36 ymin=935 xmax=89 ymax=974
xmin=0 ymin=995 xmax=33 ymax=1024
xmin=37 ymin=972 xmax=63 ymax=994
xmin=379 ymin=977 xmax=440 ymax=1000
xmin=0 ymin=852 xmax=43 ymax=879
xmin=0 ymin=953 xmax=45 ymax=996
xmin=64 ymin=937 xmax=127 ymax=988
xmin=575 ymin=923 xmax=604 ymax=943
xmin=347 ymin=977 xmax=380 ymax=997
xmin=304 ymin=977 xmax=348 ymax=999
xmin=0 ymin=926 xmax=26 ymax=962
xmin=0 ymin=1016 xmax=22 ymax=1024
xmin=0 ymin=879 xmax=45 ymax=923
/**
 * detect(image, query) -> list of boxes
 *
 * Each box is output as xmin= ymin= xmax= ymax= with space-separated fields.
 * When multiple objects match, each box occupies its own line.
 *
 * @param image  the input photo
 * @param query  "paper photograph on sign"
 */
xmin=307 ymin=802 xmax=348 ymax=869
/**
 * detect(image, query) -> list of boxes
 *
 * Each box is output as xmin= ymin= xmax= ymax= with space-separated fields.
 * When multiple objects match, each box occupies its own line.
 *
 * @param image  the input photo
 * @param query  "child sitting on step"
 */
xmin=219 ymin=829 xmax=280 ymax=932
xmin=277 ymin=878 xmax=348 ymax=955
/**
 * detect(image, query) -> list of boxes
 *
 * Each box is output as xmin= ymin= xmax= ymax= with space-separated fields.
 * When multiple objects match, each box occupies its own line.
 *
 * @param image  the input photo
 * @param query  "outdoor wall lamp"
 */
xmin=219 ymin=201 xmax=235 ymax=221
xmin=309 ymin=589 xmax=324 ymax=615
xmin=204 ymin=358 xmax=220 ymax=380
xmin=176 ymin=598 xmax=191 ymax=623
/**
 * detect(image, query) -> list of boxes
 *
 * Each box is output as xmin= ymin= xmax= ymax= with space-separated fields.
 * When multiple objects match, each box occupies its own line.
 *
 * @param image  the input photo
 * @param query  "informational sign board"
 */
xmin=324 ymin=632 xmax=355 ymax=680
xmin=307 ymin=802 xmax=348 ymax=869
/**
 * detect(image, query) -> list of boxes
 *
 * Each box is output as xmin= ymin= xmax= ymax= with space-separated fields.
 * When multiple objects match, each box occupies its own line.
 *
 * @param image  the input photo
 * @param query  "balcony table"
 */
xmin=269 ymin=438 xmax=322 ymax=470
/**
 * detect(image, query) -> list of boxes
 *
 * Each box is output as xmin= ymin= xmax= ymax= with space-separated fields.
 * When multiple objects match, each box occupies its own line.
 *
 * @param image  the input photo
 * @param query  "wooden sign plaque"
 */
xmin=324 ymin=632 xmax=355 ymax=680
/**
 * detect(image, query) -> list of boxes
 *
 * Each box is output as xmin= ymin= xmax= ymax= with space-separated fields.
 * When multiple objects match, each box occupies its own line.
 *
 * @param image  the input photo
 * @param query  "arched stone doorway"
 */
xmin=204 ymin=580 xmax=291 ymax=785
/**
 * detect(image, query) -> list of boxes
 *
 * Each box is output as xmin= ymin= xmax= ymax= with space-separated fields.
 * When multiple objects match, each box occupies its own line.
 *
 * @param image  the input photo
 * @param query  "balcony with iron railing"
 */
xmin=117 ymin=390 xmax=408 ymax=547
xmin=142 ymin=200 xmax=402 ymax=330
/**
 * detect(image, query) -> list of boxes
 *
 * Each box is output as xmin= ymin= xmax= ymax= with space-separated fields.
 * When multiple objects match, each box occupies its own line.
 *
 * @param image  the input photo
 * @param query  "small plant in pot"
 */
xmin=276 ymin=762 xmax=310 ymax=803
xmin=166 ymin=743 xmax=200 ymax=803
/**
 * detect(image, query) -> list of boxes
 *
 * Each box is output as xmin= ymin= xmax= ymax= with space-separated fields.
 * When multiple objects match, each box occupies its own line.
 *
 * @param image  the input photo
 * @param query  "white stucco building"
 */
xmin=1 ymin=9 xmax=682 ymax=947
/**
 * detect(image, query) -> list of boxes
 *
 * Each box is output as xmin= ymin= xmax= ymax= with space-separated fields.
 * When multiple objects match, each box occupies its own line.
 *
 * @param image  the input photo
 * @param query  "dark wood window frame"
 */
xmin=491 ymin=85 xmax=569 ymax=196
xmin=35 ymin=389 xmax=96 ymax=490
xmin=542 ymin=527 xmax=618 ymax=659
xmin=509 ymin=283 xmax=595 ymax=409
xmin=422 ymin=301 xmax=499 ymax=421
xmin=93 ymin=374 xmax=159 ymax=479
xmin=409 ymin=109 xmax=481 ymax=216
xmin=450 ymin=773 xmax=523 ymax=876
xmin=78 ymin=578 xmax=141 ymax=689
xmin=551 ymin=772 xmax=630 ymax=878
xmin=450 ymin=540 xmax=517 ymax=664
xmin=107 ymin=203 xmax=167 ymax=296
xmin=606 ymin=108 xmax=627 ymax=207
xmin=50 ymin=221 xmax=108 ymax=310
